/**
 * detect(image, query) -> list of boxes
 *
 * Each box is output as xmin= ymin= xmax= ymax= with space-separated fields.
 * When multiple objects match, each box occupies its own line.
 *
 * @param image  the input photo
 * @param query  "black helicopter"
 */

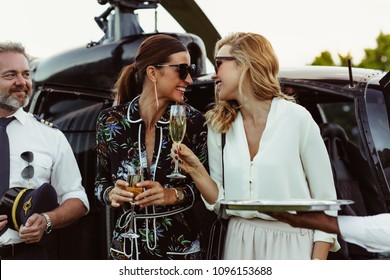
xmin=28 ymin=0 xmax=390 ymax=260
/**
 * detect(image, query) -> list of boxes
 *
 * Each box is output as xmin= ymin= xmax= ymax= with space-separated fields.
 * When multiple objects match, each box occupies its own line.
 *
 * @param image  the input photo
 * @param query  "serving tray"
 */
xmin=219 ymin=199 xmax=354 ymax=212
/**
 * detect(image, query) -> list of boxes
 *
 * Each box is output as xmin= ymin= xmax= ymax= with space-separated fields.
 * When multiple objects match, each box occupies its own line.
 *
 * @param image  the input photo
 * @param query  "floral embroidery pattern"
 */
xmin=95 ymin=96 xmax=208 ymax=259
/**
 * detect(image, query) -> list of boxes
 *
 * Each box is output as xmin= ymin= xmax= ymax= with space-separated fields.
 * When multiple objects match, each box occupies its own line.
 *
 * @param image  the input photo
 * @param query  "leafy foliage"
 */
xmin=310 ymin=32 xmax=390 ymax=70
xmin=311 ymin=51 xmax=335 ymax=66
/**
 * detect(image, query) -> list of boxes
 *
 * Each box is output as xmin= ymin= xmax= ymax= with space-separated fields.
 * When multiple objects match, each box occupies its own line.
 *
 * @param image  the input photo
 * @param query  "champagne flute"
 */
xmin=167 ymin=104 xmax=187 ymax=179
xmin=121 ymin=172 xmax=144 ymax=239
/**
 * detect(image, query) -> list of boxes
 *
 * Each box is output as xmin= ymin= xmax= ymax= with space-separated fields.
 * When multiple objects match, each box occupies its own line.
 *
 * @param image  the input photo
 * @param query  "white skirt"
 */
xmin=223 ymin=217 xmax=314 ymax=260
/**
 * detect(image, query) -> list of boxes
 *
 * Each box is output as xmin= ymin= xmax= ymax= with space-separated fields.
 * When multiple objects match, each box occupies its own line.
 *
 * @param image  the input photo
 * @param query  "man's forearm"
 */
xmin=46 ymin=198 xmax=87 ymax=229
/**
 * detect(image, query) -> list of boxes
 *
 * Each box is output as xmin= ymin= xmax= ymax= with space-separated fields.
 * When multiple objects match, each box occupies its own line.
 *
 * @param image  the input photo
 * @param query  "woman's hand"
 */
xmin=135 ymin=181 xmax=177 ymax=207
xmin=109 ymin=179 xmax=134 ymax=207
xmin=171 ymin=143 xmax=219 ymax=204
xmin=170 ymin=143 xmax=202 ymax=176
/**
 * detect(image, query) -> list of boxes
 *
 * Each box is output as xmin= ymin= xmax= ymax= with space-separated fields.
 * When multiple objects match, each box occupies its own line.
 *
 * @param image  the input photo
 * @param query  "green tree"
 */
xmin=311 ymin=51 xmax=335 ymax=66
xmin=358 ymin=32 xmax=390 ymax=70
xmin=310 ymin=32 xmax=390 ymax=70
xmin=338 ymin=52 xmax=353 ymax=67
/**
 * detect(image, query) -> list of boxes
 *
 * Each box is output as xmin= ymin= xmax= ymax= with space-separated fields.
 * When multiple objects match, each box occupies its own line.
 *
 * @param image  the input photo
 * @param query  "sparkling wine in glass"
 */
xmin=121 ymin=173 xmax=143 ymax=239
xmin=167 ymin=104 xmax=187 ymax=179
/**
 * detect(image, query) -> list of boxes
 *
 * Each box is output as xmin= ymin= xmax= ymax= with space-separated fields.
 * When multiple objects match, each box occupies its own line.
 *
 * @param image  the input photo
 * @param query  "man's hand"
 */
xmin=0 ymin=214 xmax=8 ymax=231
xmin=267 ymin=211 xmax=340 ymax=235
xmin=18 ymin=213 xmax=47 ymax=243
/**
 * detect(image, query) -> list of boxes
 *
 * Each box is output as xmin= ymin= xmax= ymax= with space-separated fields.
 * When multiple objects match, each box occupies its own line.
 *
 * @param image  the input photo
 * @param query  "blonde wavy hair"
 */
xmin=205 ymin=32 xmax=294 ymax=133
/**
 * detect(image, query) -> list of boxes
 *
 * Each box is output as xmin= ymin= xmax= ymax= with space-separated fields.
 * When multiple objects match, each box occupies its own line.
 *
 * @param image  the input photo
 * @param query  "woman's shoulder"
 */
xmin=98 ymin=103 xmax=128 ymax=123
xmin=274 ymin=98 xmax=311 ymax=118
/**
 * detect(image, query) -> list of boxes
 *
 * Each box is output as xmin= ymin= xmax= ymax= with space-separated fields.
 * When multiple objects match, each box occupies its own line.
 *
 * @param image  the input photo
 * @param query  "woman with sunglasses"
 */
xmin=94 ymin=34 xmax=210 ymax=260
xmin=172 ymin=32 xmax=340 ymax=260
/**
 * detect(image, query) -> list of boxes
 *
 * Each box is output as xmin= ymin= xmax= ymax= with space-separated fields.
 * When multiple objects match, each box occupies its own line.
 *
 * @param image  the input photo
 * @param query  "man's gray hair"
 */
xmin=0 ymin=41 xmax=29 ymax=60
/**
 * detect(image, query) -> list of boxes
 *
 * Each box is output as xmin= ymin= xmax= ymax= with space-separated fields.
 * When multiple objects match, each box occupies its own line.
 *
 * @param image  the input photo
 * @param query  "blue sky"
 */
xmin=1 ymin=0 xmax=390 ymax=68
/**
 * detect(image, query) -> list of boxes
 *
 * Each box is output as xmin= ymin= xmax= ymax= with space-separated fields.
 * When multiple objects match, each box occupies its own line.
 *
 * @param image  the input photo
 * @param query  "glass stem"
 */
xmin=128 ymin=202 xmax=135 ymax=232
xmin=174 ymin=157 xmax=179 ymax=173
xmin=174 ymin=143 xmax=180 ymax=173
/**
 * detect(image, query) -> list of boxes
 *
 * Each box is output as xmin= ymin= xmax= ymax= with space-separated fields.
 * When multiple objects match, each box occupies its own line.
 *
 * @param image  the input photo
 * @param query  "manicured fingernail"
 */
xmin=179 ymin=159 xmax=183 ymax=164
xmin=174 ymin=149 xmax=178 ymax=154
xmin=175 ymin=156 xmax=178 ymax=160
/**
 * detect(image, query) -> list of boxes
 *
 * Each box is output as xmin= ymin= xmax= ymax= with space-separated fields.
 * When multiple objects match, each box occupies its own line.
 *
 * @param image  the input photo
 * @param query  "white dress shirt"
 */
xmin=339 ymin=214 xmax=390 ymax=252
xmin=206 ymin=98 xmax=339 ymax=251
xmin=0 ymin=108 xmax=89 ymax=245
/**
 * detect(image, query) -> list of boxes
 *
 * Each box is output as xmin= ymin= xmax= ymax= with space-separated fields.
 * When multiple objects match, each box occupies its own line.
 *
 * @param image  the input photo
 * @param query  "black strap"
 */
xmin=221 ymin=133 xmax=225 ymax=187
xmin=217 ymin=133 xmax=226 ymax=220
xmin=206 ymin=133 xmax=227 ymax=259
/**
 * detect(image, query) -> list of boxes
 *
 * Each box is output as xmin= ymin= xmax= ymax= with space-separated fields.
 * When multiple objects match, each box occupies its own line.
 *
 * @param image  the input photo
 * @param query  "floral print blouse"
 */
xmin=95 ymin=96 xmax=208 ymax=260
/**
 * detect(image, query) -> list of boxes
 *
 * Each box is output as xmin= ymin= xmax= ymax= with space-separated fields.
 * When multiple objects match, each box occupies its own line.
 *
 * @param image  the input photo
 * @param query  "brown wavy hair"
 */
xmin=114 ymin=34 xmax=187 ymax=105
xmin=205 ymin=32 xmax=294 ymax=133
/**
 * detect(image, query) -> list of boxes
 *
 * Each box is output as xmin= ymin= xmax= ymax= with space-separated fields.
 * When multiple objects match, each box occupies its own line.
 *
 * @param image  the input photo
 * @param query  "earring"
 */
xmin=153 ymin=80 xmax=159 ymax=109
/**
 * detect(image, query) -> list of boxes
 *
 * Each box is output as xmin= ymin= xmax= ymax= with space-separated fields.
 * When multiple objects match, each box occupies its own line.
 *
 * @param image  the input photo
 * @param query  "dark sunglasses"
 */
xmin=155 ymin=64 xmax=196 ymax=80
xmin=21 ymin=151 xmax=34 ymax=180
xmin=214 ymin=56 xmax=237 ymax=73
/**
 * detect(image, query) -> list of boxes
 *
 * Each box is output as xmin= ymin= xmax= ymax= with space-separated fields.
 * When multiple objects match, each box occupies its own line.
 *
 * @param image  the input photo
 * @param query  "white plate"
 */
xmin=219 ymin=199 xmax=354 ymax=212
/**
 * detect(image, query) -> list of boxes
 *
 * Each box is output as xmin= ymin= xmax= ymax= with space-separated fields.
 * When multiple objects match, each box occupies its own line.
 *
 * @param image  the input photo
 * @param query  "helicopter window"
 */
xmin=34 ymin=89 xmax=112 ymax=124
xmin=365 ymin=87 xmax=390 ymax=184
xmin=318 ymin=102 xmax=358 ymax=145
xmin=365 ymin=87 xmax=390 ymax=150
xmin=283 ymin=86 xmax=358 ymax=144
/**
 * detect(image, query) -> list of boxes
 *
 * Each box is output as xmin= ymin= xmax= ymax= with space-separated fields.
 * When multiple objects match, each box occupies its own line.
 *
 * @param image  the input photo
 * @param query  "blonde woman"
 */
xmin=173 ymin=32 xmax=340 ymax=260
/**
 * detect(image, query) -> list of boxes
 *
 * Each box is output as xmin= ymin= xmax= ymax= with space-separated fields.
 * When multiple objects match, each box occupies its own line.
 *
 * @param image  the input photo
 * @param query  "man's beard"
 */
xmin=0 ymin=89 xmax=30 ymax=111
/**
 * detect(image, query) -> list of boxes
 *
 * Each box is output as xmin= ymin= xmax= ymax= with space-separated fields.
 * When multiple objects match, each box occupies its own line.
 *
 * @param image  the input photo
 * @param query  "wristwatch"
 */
xmin=41 ymin=212 xmax=52 ymax=234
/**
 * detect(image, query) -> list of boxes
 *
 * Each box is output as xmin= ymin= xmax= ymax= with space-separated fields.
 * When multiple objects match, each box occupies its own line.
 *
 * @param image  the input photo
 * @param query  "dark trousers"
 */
xmin=0 ymin=232 xmax=57 ymax=260
xmin=2 ymin=243 xmax=47 ymax=260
